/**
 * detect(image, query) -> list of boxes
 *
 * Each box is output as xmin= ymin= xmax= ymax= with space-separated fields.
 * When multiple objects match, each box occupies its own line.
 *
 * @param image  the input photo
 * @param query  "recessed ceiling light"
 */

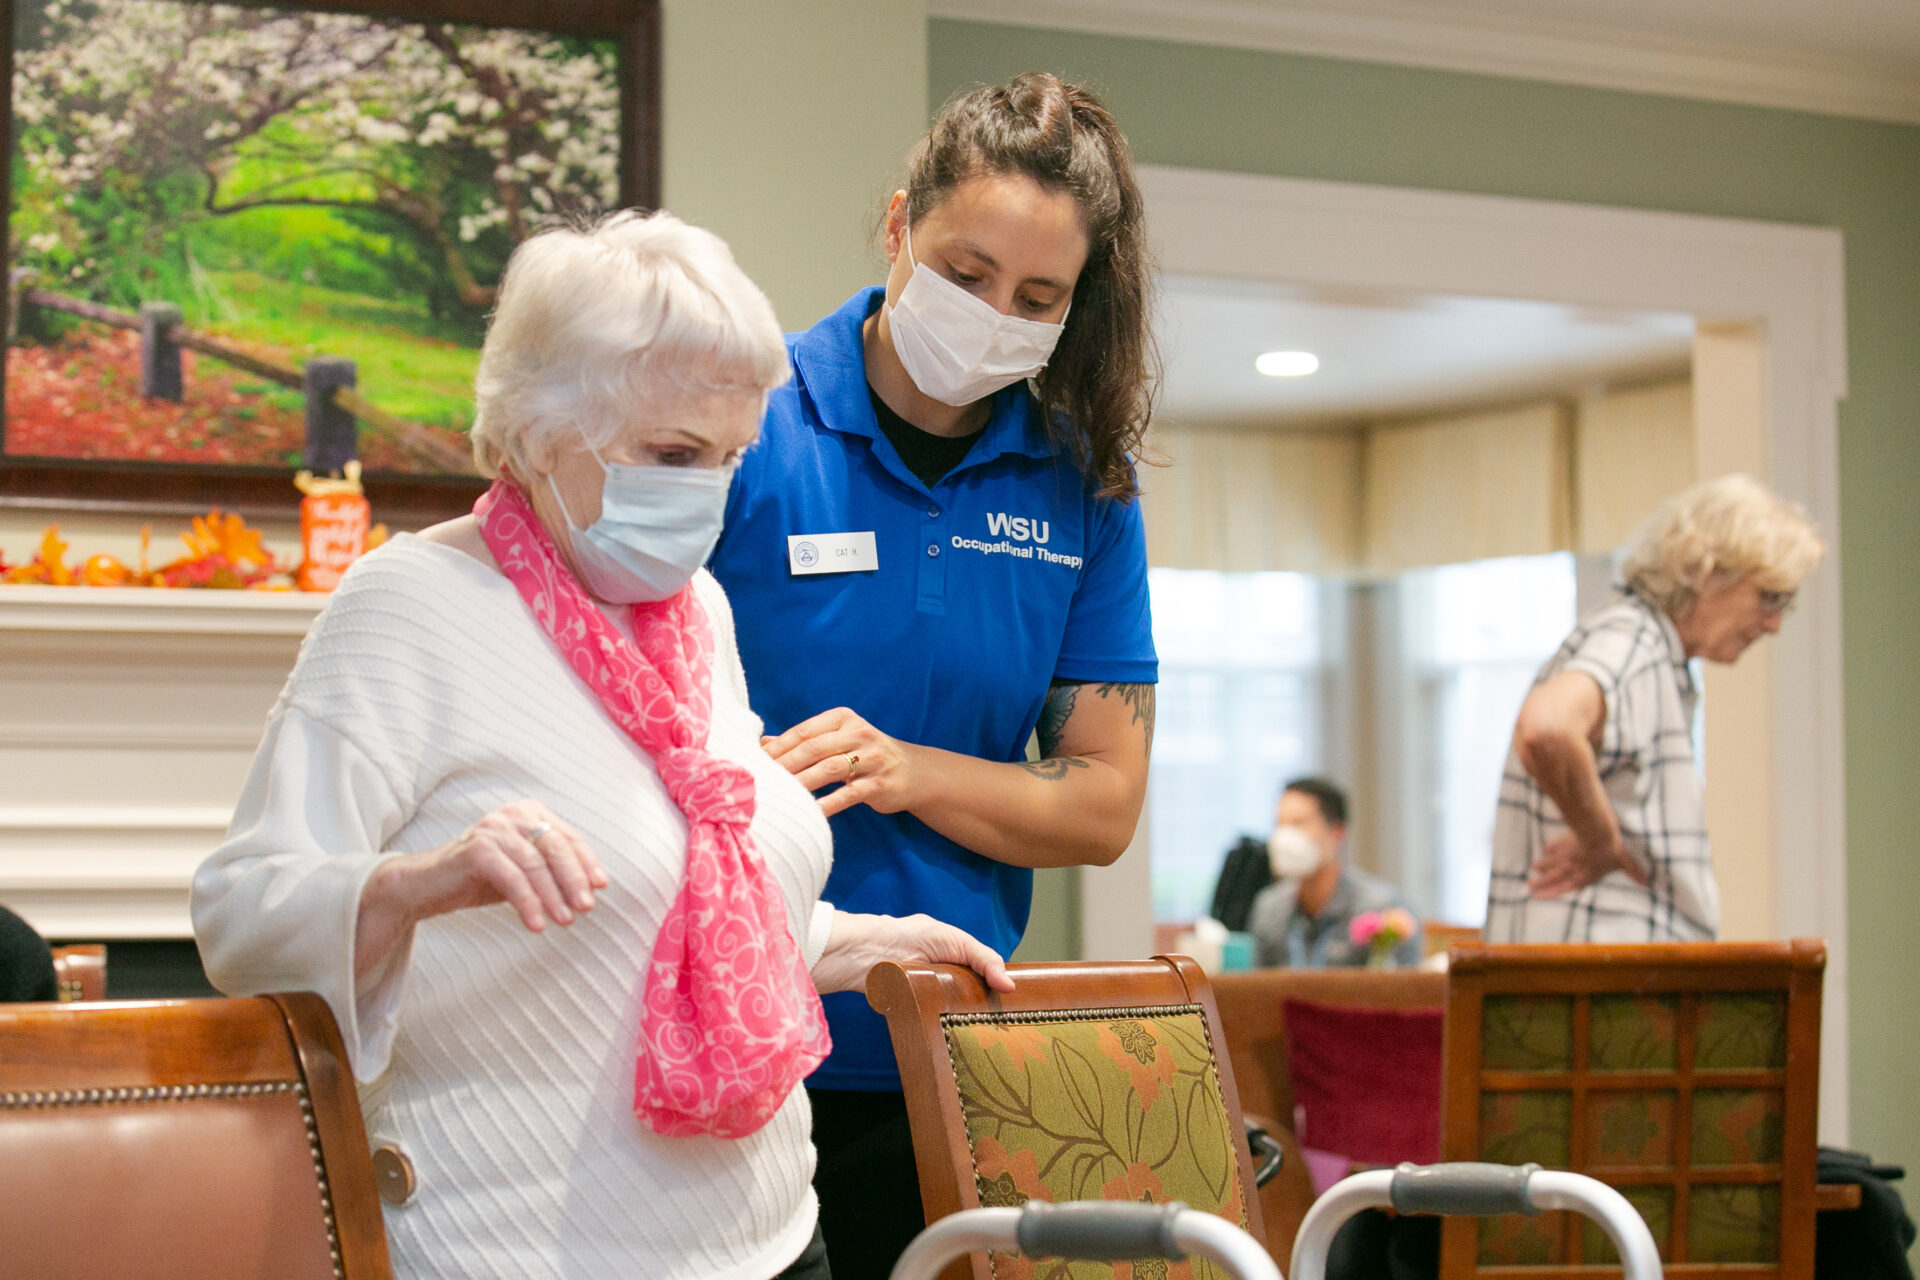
xmin=1256 ymin=350 xmax=1319 ymax=378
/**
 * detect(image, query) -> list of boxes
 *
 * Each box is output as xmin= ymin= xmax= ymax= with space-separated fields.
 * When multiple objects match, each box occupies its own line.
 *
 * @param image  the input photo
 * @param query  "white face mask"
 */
xmin=1267 ymin=825 xmax=1323 ymax=881
xmin=885 ymin=222 xmax=1068 ymax=407
xmin=546 ymin=448 xmax=733 ymax=604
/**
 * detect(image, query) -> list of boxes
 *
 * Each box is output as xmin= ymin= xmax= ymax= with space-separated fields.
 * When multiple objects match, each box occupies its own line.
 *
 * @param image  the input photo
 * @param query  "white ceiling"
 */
xmin=1415 ymin=0 xmax=1920 ymax=69
xmin=933 ymin=0 xmax=1920 ymax=122
xmin=1154 ymin=275 xmax=1694 ymax=430
xmin=935 ymin=0 xmax=1901 ymax=423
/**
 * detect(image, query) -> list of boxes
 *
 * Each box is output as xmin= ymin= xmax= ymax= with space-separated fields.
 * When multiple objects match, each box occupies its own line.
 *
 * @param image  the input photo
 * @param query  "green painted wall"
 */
xmin=931 ymin=14 xmax=1920 ymax=1198
xmin=1013 ymin=865 xmax=1081 ymax=962
xmin=660 ymin=0 xmax=925 ymax=331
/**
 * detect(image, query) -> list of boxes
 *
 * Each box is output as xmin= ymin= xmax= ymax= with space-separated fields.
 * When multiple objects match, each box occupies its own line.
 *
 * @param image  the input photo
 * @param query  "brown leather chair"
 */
xmin=0 ymin=992 xmax=392 ymax=1279
xmin=868 ymin=956 xmax=1268 ymax=1280
xmin=49 ymin=942 xmax=106 ymax=1001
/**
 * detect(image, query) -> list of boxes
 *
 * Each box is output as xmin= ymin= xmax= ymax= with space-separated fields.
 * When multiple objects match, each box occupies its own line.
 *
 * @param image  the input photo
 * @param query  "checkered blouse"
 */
xmin=1485 ymin=591 xmax=1719 ymax=943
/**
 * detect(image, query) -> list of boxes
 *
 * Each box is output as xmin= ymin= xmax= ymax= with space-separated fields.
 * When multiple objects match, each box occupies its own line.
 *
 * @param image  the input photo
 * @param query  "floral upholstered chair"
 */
xmin=867 ymin=957 xmax=1268 ymax=1280
xmin=1440 ymin=940 xmax=1831 ymax=1279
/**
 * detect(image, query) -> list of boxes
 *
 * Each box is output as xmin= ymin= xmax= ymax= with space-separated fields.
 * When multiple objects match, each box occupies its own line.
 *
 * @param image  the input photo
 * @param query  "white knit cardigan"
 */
xmin=192 ymin=535 xmax=836 ymax=1280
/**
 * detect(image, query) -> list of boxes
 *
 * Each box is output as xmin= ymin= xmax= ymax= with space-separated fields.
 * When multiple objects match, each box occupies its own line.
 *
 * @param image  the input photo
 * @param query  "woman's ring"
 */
xmin=523 ymin=820 xmax=552 ymax=846
xmin=843 ymin=753 xmax=860 ymax=781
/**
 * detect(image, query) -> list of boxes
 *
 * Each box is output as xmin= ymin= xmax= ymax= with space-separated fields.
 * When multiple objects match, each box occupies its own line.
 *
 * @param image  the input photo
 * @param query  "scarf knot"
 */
xmin=655 ymin=748 xmax=756 ymax=829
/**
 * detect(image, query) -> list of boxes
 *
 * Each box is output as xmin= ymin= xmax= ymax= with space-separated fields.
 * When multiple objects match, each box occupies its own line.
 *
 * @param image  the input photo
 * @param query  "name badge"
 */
xmin=788 ymin=531 xmax=878 ymax=575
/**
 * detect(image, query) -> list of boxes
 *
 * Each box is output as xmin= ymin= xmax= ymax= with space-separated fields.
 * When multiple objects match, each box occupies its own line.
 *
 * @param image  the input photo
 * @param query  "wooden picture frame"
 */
xmin=0 ymin=0 xmax=660 ymax=525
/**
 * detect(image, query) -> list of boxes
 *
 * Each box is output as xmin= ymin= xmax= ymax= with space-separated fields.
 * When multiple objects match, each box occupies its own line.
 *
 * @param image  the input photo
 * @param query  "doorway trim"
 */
xmin=1120 ymin=163 xmax=1849 ymax=1139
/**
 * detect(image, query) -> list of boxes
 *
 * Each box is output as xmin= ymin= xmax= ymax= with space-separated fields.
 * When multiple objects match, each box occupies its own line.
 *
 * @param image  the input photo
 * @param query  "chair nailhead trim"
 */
xmin=942 ymin=1002 xmax=1206 ymax=1027
xmin=1 ymin=1080 xmax=297 ymax=1108
xmin=2 ymin=1080 xmax=347 ymax=1279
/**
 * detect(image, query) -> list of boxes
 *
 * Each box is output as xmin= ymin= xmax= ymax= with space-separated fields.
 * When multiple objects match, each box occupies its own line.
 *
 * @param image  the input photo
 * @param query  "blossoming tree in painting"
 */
xmin=7 ymin=0 xmax=622 ymax=470
xmin=15 ymin=0 xmax=618 ymax=308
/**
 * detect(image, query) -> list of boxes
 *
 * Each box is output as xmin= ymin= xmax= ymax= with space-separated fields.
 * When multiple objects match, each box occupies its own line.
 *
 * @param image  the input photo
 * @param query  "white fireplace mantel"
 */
xmin=0 ymin=586 xmax=326 ymax=939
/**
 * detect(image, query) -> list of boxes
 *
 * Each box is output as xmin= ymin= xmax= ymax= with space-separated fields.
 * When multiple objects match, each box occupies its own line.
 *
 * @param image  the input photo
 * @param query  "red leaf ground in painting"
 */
xmin=5 ymin=329 xmax=459 ymax=472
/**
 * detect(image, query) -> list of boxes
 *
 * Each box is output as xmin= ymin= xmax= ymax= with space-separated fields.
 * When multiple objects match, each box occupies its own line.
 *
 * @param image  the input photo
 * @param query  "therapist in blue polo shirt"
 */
xmin=708 ymin=72 xmax=1159 ymax=1278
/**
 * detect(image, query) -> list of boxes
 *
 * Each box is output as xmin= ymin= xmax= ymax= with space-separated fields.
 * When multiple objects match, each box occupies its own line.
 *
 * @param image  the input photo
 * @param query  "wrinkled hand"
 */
xmin=762 ymin=707 xmax=919 ymax=818
xmin=360 ymin=800 xmax=608 ymax=963
xmin=811 ymin=911 xmax=1016 ymax=995
xmin=1528 ymin=830 xmax=1648 ymax=899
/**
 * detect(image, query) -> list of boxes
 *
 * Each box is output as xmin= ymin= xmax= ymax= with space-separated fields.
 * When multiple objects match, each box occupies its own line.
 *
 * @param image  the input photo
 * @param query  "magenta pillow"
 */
xmin=1282 ymin=998 xmax=1444 ymax=1166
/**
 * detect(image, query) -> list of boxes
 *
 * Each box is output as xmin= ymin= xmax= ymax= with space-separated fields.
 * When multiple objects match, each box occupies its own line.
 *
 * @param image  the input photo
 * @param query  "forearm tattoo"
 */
xmin=1037 ymin=680 xmax=1079 ymax=758
xmin=1017 ymin=756 xmax=1092 ymax=781
xmin=1033 ymin=680 xmax=1157 ymax=771
xmin=1095 ymin=682 xmax=1156 ymax=757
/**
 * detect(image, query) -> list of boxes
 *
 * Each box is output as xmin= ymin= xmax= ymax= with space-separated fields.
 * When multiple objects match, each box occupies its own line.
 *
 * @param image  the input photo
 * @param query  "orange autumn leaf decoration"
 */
xmin=180 ymin=511 xmax=272 ymax=572
xmin=3 ymin=510 xmax=290 ymax=590
xmin=2 ymin=526 xmax=76 ymax=585
xmin=151 ymin=510 xmax=281 ymax=589
xmin=41 ymin=527 xmax=74 ymax=585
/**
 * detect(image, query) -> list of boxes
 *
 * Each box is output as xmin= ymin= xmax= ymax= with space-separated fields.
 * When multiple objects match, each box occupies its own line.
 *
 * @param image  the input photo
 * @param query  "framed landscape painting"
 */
xmin=0 ymin=0 xmax=658 ymax=520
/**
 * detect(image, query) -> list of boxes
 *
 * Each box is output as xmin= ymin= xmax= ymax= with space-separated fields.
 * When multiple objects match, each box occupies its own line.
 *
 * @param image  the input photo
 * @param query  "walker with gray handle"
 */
xmin=887 ymin=1163 xmax=1662 ymax=1280
xmin=888 ymin=1200 xmax=1283 ymax=1280
xmin=1290 ymin=1162 xmax=1664 ymax=1280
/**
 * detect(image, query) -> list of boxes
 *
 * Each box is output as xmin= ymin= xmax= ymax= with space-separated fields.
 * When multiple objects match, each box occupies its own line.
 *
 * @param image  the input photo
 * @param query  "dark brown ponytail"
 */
xmin=904 ymin=73 xmax=1157 ymax=500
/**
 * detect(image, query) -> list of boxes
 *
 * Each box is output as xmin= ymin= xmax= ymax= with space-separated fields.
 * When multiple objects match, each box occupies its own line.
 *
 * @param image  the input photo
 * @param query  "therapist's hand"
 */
xmin=762 ymin=707 xmax=922 ymax=818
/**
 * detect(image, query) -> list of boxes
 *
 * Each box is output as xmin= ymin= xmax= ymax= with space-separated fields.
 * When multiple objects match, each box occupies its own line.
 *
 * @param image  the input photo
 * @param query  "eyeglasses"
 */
xmin=1757 ymin=588 xmax=1797 ymax=617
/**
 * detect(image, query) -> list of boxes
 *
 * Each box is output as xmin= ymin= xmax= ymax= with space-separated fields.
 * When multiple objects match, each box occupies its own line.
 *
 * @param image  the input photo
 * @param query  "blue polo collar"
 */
xmin=791 ymin=288 xmax=1060 ymax=470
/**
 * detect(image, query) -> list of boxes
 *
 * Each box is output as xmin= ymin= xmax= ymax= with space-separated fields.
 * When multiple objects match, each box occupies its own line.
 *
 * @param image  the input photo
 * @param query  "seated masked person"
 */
xmin=191 ymin=210 xmax=1012 ymax=1280
xmin=1247 ymin=777 xmax=1422 ymax=969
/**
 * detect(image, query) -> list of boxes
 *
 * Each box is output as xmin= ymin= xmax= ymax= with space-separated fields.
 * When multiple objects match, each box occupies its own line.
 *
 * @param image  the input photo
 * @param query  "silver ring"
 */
xmin=523 ymin=820 xmax=552 ymax=846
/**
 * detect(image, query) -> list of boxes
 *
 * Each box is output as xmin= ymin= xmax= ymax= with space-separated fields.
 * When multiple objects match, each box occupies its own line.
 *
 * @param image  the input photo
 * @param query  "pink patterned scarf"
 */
xmin=474 ymin=479 xmax=829 ymax=1138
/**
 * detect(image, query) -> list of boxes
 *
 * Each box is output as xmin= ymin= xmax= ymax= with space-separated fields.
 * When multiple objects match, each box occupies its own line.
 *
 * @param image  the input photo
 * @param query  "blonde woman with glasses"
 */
xmin=1485 ymin=473 xmax=1824 ymax=943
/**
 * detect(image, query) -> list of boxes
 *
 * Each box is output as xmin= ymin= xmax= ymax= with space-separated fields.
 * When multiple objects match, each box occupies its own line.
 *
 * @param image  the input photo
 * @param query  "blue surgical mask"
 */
xmin=546 ymin=448 xmax=733 ymax=603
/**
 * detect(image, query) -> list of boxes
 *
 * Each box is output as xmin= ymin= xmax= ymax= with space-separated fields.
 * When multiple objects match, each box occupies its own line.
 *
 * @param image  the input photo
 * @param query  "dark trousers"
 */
xmin=1324 ymin=1209 xmax=1440 ymax=1280
xmin=773 ymin=1224 xmax=833 ymax=1280
xmin=807 ymin=1087 xmax=926 ymax=1280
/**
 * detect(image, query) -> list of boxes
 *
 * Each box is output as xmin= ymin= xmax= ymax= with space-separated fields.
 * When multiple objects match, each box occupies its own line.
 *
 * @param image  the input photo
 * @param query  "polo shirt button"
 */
xmin=927 ymin=505 xmax=941 ymax=518
xmin=926 ymin=543 xmax=940 ymax=558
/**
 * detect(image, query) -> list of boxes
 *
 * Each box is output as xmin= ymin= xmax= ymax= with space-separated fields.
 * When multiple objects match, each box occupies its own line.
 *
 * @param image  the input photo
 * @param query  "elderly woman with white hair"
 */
xmin=1485 ymin=473 xmax=1825 ymax=943
xmin=192 ymin=210 xmax=1010 ymax=1280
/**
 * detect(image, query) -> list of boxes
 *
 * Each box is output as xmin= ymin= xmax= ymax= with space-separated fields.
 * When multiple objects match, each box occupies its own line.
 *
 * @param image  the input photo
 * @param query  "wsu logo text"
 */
xmin=984 ymin=512 xmax=1050 ymax=544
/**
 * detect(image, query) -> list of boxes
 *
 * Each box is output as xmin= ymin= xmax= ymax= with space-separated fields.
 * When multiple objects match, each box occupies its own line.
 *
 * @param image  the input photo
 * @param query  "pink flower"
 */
xmin=1349 ymin=911 xmax=1384 ymax=946
xmin=1381 ymin=907 xmax=1418 ymax=945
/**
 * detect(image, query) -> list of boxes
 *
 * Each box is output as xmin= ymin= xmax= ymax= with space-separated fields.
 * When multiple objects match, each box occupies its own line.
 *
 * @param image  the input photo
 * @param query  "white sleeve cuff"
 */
xmin=190 ymin=707 xmax=415 ymax=1083
xmin=804 ymin=900 xmax=837 ymax=970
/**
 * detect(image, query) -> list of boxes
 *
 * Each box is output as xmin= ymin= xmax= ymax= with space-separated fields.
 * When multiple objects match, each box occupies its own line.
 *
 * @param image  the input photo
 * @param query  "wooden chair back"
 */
xmin=867 ymin=955 xmax=1267 ymax=1280
xmin=50 ymin=943 xmax=106 ymax=1001
xmin=0 ymin=993 xmax=393 ymax=1279
xmin=1210 ymin=967 xmax=1448 ymax=1266
xmin=1212 ymin=967 xmax=1449 ymax=1129
xmin=1422 ymin=921 xmax=1484 ymax=961
xmin=1440 ymin=940 xmax=1826 ymax=1279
